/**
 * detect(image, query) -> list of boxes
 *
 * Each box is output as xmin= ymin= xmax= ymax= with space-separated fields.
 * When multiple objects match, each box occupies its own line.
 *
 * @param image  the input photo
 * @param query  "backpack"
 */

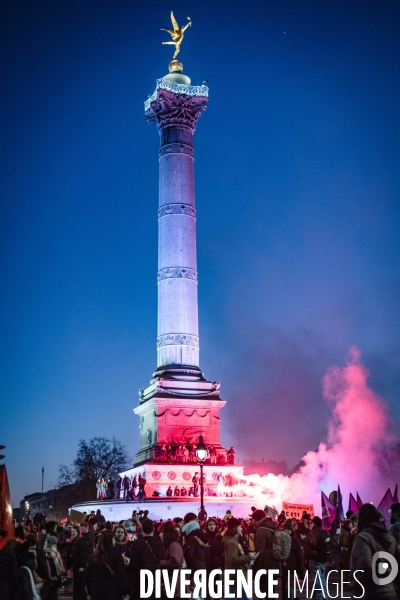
xmin=270 ymin=530 xmax=291 ymax=561
xmin=253 ymin=530 xmax=291 ymax=570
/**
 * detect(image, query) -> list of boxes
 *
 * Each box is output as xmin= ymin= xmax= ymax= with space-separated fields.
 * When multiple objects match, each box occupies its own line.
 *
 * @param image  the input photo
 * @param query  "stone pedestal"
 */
xmin=120 ymin=463 xmax=244 ymax=498
xmin=134 ymin=370 xmax=225 ymax=464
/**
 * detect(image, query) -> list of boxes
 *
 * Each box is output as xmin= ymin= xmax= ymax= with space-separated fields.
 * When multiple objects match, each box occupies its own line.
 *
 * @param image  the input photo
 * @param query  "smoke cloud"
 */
xmin=226 ymin=347 xmax=399 ymax=511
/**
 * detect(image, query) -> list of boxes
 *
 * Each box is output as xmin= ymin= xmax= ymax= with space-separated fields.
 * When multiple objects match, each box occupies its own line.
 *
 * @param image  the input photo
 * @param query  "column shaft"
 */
xmin=157 ymin=128 xmax=199 ymax=366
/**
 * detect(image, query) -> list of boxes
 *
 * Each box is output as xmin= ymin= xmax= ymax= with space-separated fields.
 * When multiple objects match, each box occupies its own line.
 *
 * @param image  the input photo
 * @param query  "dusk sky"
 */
xmin=1 ymin=0 xmax=400 ymax=505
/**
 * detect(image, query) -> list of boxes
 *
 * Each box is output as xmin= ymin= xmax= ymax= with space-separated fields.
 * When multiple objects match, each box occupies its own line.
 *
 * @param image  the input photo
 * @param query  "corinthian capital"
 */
xmin=145 ymin=79 xmax=208 ymax=132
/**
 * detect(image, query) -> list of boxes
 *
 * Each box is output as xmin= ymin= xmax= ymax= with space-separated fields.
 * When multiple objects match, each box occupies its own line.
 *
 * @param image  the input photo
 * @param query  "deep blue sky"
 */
xmin=1 ymin=0 xmax=400 ymax=505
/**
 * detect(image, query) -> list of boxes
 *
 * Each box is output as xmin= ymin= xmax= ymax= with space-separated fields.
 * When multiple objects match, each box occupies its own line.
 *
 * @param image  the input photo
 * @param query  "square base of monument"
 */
xmin=119 ymin=463 xmax=243 ymax=497
xmin=70 ymin=496 xmax=257 ymax=521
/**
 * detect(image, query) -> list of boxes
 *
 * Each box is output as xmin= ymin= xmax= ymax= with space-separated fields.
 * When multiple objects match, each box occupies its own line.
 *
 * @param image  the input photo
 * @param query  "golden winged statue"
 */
xmin=161 ymin=11 xmax=192 ymax=60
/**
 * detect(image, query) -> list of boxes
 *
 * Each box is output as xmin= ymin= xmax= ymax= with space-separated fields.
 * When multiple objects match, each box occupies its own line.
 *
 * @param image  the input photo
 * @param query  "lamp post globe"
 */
xmin=195 ymin=435 xmax=208 ymax=462
xmin=195 ymin=435 xmax=208 ymax=521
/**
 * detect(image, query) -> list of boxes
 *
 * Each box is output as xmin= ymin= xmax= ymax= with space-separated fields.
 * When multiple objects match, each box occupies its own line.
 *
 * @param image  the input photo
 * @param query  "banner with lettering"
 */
xmin=264 ymin=505 xmax=278 ymax=519
xmin=282 ymin=502 xmax=314 ymax=520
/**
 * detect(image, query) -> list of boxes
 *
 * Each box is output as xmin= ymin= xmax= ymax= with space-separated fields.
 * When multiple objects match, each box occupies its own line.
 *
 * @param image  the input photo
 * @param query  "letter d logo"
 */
xmin=372 ymin=551 xmax=398 ymax=586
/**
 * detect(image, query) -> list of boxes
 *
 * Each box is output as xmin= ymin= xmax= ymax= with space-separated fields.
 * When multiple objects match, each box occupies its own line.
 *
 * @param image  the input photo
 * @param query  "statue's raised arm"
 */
xmin=161 ymin=11 xmax=192 ymax=60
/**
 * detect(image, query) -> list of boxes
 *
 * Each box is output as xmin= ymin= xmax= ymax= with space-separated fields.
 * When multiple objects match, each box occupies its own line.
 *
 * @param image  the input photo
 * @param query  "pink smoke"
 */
xmin=224 ymin=347 xmax=399 ymax=513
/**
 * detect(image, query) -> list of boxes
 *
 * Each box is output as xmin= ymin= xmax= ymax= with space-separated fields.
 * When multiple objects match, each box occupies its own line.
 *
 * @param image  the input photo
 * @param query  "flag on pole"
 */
xmin=356 ymin=492 xmax=363 ymax=510
xmin=393 ymin=484 xmax=398 ymax=504
xmin=336 ymin=485 xmax=345 ymax=523
xmin=321 ymin=491 xmax=337 ymax=530
xmin=377 ymin=488 xmax=394 ymax=530
xmin=348 ymin=493 xmax=359 ymax=514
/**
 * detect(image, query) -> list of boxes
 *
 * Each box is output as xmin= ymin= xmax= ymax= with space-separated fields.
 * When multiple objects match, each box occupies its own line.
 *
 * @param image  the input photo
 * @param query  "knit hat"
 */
xmin=358 ymin=504 xmax=382 ymax=531
xmin=123 ymin=520 xmax=135 ymax=533
xmin=226 ymin=518 xmax=241 ymax=531
xmin=283 ymin=519 xmax=293 ymax=531
xmin=47 ymin=535 xmax=58 ymax=545
xmin=207 ymin=517 xmax=217 ymax=526
xmin=182 ymin=520 xmax=200 ymax=536
xmin=252 ymin=510 xmax=266 ymax=522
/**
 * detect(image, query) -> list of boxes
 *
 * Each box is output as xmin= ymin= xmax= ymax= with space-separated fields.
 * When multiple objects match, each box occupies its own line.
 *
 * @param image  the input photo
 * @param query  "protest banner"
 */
xmin=264 ymin=505 xmax=278 ymax=519
xmin=69 ymin=508 xmax=85 ymax=523
xmin=282 ymin=502 xmax=314 ymax=519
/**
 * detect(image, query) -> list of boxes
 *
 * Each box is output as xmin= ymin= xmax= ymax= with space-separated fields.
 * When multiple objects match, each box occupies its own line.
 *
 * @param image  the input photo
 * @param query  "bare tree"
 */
xmin=58 ymin=437 xmax=131 ymax=486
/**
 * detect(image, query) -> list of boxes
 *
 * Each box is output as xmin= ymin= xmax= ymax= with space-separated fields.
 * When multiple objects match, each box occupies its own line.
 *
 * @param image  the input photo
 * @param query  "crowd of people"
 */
xmin=96 ymin=475 xmax=147 ymax=501
xmin=1 ymin=501 xmax=400 ymax=599
xmin=151 ymin=444 xmax=235 ymax=466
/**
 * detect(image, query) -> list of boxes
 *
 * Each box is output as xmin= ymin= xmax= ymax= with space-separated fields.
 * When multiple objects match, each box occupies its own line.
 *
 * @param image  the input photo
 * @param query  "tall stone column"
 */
xmin=145 ymin=69 xmax=208 ymax=370
xmin=134 ymin=65 xmax=226 ymax=466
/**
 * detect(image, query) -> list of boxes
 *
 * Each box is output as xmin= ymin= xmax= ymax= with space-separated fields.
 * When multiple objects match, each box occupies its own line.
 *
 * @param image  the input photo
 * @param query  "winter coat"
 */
xmin=86 ymin=547 xmax=129 ymax=600
xmin=184 ymin=530 xmax=208 ymax=570
xmin=158 ymin=541 xmax=184 ymax=599
xmin=67 ymin=537 xmax=92 ymax=570
xmin=128 ymin=536 xmax=164 ymax=600
xmin=305 ymin=526 xmax=328 ymax=563
xmin=57 ymin=528 xmax=71 ymax=559
xmin=206 ymin=530 xmax=224 ymax=570
xmin=14 ymin=567 xmax=33 ymax=600
xmin=160 ymin=540 xmax=184 ymax=571
xmin=223 ymin=533 xmax=250 ymax=576
xmin=254 ymin=517 xmax=277 ymax=553
xmin=94 ymin=513 xmax=105 ymax=525
xmin=0 ymin=544 xmax=18 ymax=600
xmin=15 ymin=559 xmax=37 ymax=600
xmin=282 ymin=535 xmax=306 ymax=578
xmin=350 ymin=521 xmax=400 ymax=600
xmin=296 ymin=522 xmax=309 ymax=542
xmin=113 ymin=541 xmax=128 ymax=558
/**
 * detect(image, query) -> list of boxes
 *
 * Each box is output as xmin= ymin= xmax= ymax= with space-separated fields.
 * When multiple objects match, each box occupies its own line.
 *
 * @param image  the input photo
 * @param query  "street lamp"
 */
xmin=195 ymin=435 xmax=208 ymax=521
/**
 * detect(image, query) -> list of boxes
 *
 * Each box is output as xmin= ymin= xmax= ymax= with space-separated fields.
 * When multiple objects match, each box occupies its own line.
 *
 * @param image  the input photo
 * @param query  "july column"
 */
xmin=145 ymin=76 xmax=208 ymax=369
